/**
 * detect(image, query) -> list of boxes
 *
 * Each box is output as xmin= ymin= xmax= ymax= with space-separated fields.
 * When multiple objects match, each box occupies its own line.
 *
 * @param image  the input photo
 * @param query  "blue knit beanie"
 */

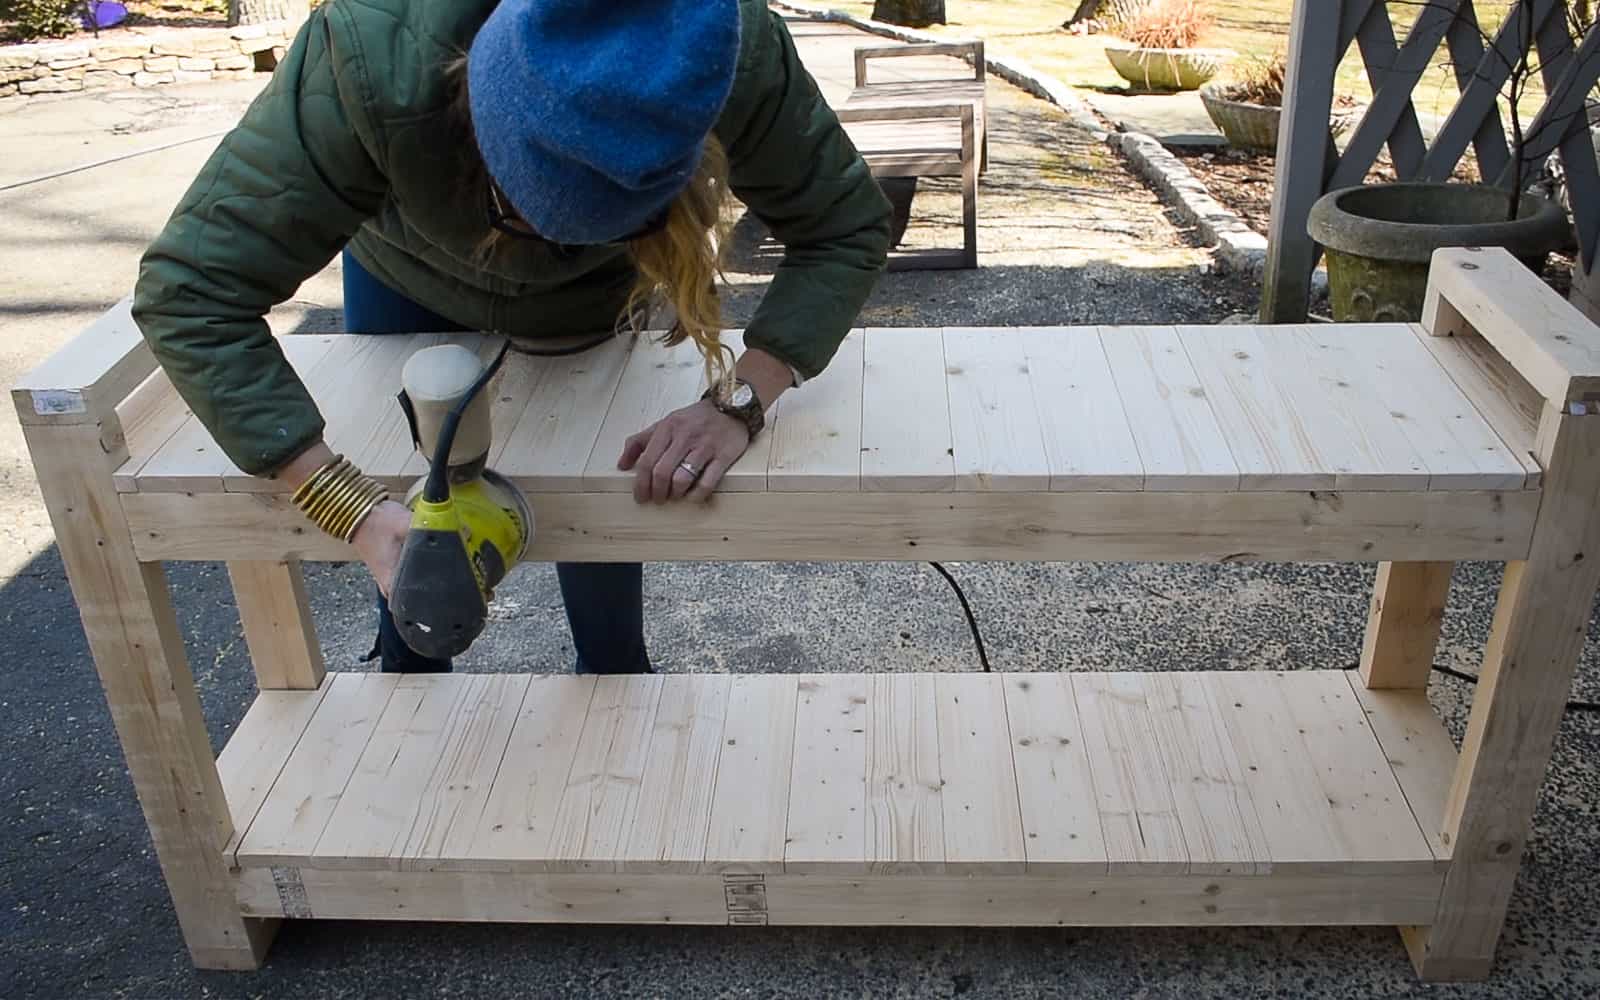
xmin=467 ymin=0 xmax=741 ymax=245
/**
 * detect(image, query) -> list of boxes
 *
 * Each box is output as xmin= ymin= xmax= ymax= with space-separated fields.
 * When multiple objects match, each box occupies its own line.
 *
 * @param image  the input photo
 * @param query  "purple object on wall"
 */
xmin=82 ymin=1 xmax=129 ymax=29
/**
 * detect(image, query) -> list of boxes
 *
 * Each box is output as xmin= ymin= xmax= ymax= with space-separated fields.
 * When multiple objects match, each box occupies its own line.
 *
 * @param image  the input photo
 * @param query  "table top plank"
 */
xmin=1099 ymin=326 xmax=1240 ymax=491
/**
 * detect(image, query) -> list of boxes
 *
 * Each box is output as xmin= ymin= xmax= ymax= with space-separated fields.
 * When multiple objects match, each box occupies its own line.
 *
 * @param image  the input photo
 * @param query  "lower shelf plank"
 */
xmin=234 ymin=867 xmax=1445 ymax=927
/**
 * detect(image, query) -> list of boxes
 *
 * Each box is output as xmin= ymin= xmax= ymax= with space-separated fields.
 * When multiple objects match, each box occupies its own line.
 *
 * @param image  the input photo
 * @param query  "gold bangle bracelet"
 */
xmin=292 ymin=455 xmax=390 ymax=543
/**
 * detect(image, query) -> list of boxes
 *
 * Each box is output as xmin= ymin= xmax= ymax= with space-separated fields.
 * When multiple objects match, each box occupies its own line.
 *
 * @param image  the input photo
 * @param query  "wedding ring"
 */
xmin=677 ymin=460 xmax=701 ymax=479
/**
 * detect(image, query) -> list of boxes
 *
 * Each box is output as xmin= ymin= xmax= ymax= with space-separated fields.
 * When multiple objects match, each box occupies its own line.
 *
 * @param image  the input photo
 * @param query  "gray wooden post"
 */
xmin=1260 ymin=0 xmax=1349 ymax=323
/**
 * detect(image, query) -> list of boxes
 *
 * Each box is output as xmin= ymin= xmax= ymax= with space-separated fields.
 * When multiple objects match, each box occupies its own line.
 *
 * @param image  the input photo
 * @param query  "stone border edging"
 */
xmin=0 ymin=20 xmax=294 ymax=100
xmin=769 ymin=0 xmax=1268 ymax=277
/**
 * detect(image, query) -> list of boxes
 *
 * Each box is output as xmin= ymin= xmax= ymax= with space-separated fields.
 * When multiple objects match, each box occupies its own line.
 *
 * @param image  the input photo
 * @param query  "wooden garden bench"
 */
xmin=838 ymin=103 xmax=977 ymax=270
xmin=15 ymin=248 xmax=1600 ymax=981
xmin=848 ymin=41 xmax=988 ymax=173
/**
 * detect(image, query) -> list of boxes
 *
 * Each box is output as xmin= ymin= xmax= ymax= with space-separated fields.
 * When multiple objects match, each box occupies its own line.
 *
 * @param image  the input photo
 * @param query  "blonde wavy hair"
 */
xmin=446 ymin=57 xmax=735 ymax=390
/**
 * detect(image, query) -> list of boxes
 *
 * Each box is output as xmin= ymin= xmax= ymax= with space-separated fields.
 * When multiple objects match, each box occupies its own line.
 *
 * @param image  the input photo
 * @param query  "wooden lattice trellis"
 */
xmin=1263 ymin=0 xmax=1600 ymax=322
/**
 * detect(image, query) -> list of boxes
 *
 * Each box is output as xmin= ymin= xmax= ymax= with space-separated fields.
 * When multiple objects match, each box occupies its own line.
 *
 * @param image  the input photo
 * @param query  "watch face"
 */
xmin=729 ymin=383 xmax=755 ymax=408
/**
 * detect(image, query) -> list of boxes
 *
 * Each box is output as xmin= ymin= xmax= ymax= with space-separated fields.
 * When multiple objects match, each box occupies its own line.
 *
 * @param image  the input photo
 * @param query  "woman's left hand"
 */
xmin=619 ymin=400 xmax=750 ymax=504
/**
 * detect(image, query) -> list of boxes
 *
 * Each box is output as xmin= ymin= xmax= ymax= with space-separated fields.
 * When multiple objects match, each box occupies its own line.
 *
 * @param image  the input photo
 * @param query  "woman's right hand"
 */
xmin=352 ymin=499 xmax=413 ymax=598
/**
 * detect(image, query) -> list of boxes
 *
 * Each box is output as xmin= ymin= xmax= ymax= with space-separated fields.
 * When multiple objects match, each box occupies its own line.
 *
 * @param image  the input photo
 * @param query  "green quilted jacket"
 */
xmin=133 ymin=0 xmax=891 ymax=475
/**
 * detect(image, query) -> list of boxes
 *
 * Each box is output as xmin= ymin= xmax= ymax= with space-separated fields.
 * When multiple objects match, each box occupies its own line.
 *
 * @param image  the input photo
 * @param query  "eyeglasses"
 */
xmin=485 ymin=181 xmax=671 ymax=256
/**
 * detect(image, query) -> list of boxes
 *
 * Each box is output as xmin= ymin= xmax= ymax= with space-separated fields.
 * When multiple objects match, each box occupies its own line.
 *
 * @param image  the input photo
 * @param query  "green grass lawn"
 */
xmin=822 ymin=0 xmax=1535 ymax=120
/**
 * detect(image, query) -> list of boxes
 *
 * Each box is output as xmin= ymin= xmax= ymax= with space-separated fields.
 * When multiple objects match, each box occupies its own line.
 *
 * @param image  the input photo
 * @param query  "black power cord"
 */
xmin=924 ymin=561 xmax=1600 ymax=712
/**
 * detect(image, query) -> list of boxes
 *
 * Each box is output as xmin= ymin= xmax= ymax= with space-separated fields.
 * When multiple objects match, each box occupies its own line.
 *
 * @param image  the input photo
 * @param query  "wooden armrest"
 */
xmin=1423 ymin=247 xmax=1600 ymax=407
xmin=854 ymin=40 xmax=986 ymax=87
xmin=11 ymin=297 xmax=156 ymax=427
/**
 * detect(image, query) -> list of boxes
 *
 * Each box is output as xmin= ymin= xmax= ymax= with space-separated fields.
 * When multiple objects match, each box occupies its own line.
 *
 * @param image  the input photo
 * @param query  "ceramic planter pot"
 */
xmin=1307 ymin=182 xmax=1570 ymax=322
xmin=1104 ymin=44 xmax=1232 ymax=91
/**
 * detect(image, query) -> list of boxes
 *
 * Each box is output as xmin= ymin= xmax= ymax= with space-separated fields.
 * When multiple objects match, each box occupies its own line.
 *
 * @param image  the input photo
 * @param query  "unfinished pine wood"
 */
xmin=1424 ymin=246 xmax=1600 ymax=404
xmin=1147 ymin=673 xmax=1271 ymax=875
xmin=935 ymin=673 xmax=1026 ymax=874
xmin=860 ymin=328 xmax=954 ymax=491
xmin=942 ymin=328 xmax=1050 ymax=490
xmin=234 ymin=866 xmax=1445 ymax=927
xmin=13 ymin=296 xmax=153 ymax=429
xmin=1267 ymin=327 xmax=1433 ymax=491
xmin=1000 ymin=673 xmax=1106 ymax=872
xmin=1346 ymin=674 xmax=1458 ymax=862
xmin=547 ymin=674 xmax=664 ymax=872
xmin=235 ymin=673 xmax=399 ymax=868
xmin=767 ymin=330 xmax=865 ymax=491
xmin=865 ymin=673 xmax=945 ymax=874
xmin=1412 ymin=326 xmax=1544 ymax=488
xmin=1099 ymin=326 xmax=1239 ymax=490
xmin=1019 ymin=328 xmax=1143 ymax=491
xmin=583 ymin=334 xmax=707 ymax=491
xmin=124 ymin=487 xmax=1541 ymax=566
xmin=1359 ymin=561 xmax=1454 ymax=690
xmin=703 ymin=674 xmax=799 ymax=874
xmin=1300 ymin=325 xmax=1529 ymax=491
xmin=112 ymin=368 xmax=189 ymax=492
xmin=217 ymin=681 xmax=330 ymax=845
xmin=620 ymin=674 xmax=731 ymax=873
xmin=227 ymin=560 xmax=325 ymax=690
xmin=1412 ymin=405 xmax=1600 ymax=978
xmin=489 ymin=336 xmax=633 ymax=491
xmin=1073 ymin=673 xmax=1188 ymax=874
xmin=136 ymin=336 xmax=339 ymax=493
xmin=785 ymin=674 xmax=870 ymax=874
xmin=459 ymin=674 xmax=597 ymax=872
xmin=1180 ymin=326 xmax=1335 ymax=490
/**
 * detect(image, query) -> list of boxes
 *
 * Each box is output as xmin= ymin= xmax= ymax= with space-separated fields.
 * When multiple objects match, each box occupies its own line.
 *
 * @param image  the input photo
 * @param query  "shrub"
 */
xmin=1 ymin=0 xmax=81 ymax=42
xmin=1224 ymin=51 xmax=1287 ymax=107
xmin=1109 ymin=0 xmax=1213 ymax=49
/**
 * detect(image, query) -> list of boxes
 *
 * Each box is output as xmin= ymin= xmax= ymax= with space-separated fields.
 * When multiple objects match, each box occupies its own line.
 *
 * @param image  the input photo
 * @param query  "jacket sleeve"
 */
xmin=715 ymin=6 xmax=892 ymax=380
xmin=132 ymin=7 xmax=386 ymax=476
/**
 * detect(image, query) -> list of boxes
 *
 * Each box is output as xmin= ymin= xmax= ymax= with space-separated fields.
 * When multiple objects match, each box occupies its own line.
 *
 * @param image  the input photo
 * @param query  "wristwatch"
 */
xmin=703 ymin=377 xmax=765 ymax=439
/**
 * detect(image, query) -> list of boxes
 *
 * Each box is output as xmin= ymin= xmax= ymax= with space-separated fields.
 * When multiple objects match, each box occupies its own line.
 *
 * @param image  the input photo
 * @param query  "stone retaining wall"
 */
xmin=0 ymin=21 xmax=295 ymax=100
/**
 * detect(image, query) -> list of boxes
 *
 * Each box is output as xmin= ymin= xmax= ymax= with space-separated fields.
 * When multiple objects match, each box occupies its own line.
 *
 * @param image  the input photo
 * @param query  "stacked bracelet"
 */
xmin=290 ymin=455 xmax=389 ymax=543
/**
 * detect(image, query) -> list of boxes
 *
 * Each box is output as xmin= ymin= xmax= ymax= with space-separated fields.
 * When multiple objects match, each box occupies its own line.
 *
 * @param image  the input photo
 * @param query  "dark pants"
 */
xmin=343 ymin=250 xmax=651 ymax=675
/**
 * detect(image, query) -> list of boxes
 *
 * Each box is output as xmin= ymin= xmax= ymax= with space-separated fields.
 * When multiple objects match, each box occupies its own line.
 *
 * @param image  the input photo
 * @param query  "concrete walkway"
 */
xmin=1 ymin=15 xmax=1596 ymax=1000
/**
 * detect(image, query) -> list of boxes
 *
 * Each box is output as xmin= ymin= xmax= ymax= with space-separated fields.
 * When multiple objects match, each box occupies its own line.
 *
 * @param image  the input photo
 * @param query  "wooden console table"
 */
xmin=15 ymin=248 xmax=1599 ymax=981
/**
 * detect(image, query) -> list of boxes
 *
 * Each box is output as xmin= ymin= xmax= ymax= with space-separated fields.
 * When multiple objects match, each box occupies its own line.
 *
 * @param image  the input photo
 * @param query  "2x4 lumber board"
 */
xmin=234 ymin=673 xmax=401 ymax=868
xmin=1000 ymin=673 xmax=1106 ymax=872
xmin=547 ymin=674 xmax=665 ymax=872
xmin=112 ymin=369 xmax=189 ymax=492
xmin=1098 ymin=326 xmax=1239 ymax=490
xmin=1411 ymin=326 xmax=1543 ymax=488
xmin=1359 ymin=561 xmax=1454 ymax=690
xmin=942 ymin=329 xmax=1050 ymax=490
xmin=1147 ymin=673 xmax=1272 ymax=875
xmin=234 ymin=867 xmax=1446 ymax=927
xmin=13 ymin=296 xmax=153 ymax=427
xmin=1413 ymin=404 xmax=1600 ymax=977
xmin=1425 ymin=246 xmax=1600 ymax=405
xmin=489 ymin=336 xmax=633 ymax=491
xmin=123 ymin=488 xmax=1540 ymax=565
xmin=1299 ymin=324 xmax=1528 ymax=490
xmin=703 ymin=674 xmax=800 ymax=874
xmin=217 ymin=681 xmax=331 ymax=856
xmin=619 ymin=674 xmax=732 ymax=873
xmin=1179 ymin=326 xmax=1338 ymax=491
xmin=861 ymin=328 xmax=954 ymax=491
xmin=454 ymin=674 xmax=597 ymax=872
xmin=1346 ymin=674 xmax=1458 ymax=862
xmin=1072 ymin=674 xmax=1188 ymax=874
xmin=135 ymin=335 xmax=339 ymax=493
xmin=865 ymin=673 xmax=946 ymax=874
xmin=768 ymin=330 xmax=864 ymax=491
xmin=1266 ymin=327 xmax=1432 ymax=491
xmin=1020 ymin=328 xmax=1143 ymax=491
xmin=583 ymin=334 xmax=707 ymax=491
xmin=935 ymin=673 xmax=1026 ymax=874
xmin=227 ymin=560 xmax=325 ymax=690
xmin=785 ymin=674 xmax=871 ymax=874
xmin=1213 ymin=671 xmax=1437 ymax=874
